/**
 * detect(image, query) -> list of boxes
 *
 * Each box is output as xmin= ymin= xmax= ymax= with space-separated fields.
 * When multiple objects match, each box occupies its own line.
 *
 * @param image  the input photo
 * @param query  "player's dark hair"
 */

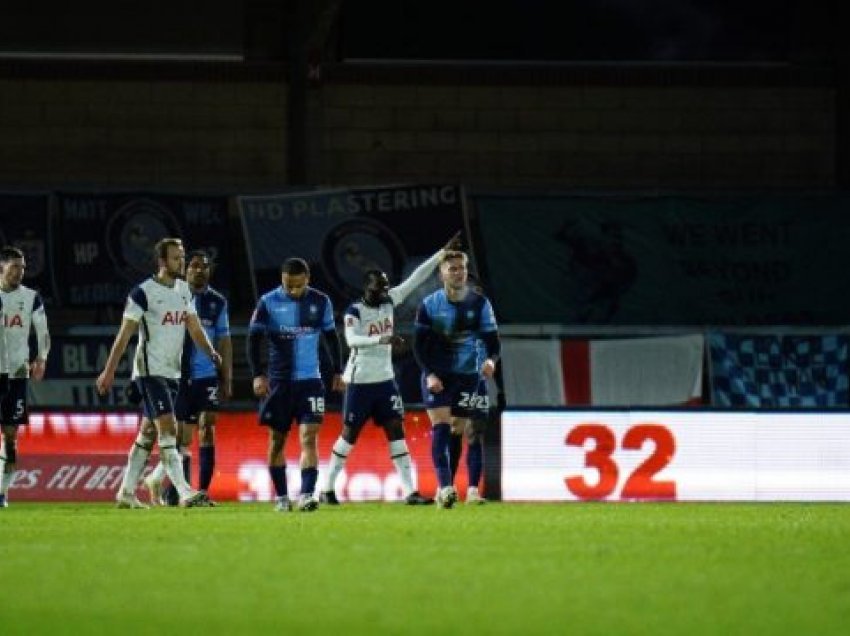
xmin=153 ymin=238 xmax=183 ymax=262
xmin=187 ymin=250 xmax=211 ymax=265
xmin=282 ymin=257 xmax=310 ymax=276
xmin=0 ymin=246 xmax=24 ymax=263
xmin=363 ymin=269 xmax=386 ymax=286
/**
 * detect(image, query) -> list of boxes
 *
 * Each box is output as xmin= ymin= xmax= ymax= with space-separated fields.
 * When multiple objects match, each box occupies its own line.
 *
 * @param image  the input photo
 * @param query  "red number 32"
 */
xmin=565 ymin=423 xmax=676 ymax=501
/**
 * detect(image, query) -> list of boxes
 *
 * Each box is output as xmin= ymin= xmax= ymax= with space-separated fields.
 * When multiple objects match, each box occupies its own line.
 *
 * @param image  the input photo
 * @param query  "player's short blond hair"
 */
xmin=153 ymin=238 xmax=183 ymax=267
xmin=439 ymin=250 xmax=468 ymax=268
xmin=154 ymin=238 xmax=183 ymax=262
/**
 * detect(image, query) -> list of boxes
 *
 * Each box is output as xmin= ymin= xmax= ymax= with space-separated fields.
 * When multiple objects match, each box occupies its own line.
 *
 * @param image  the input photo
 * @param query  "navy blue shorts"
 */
xmin=0 ymin=378 xmax=29 ymax=426
xmin=343 ymin=379 xmax=404 ymax=430
xmin=259 ymin=378 xmax=325 ymax=433
xmin=135 ymin=376 xmax=179 ymax=420
xmin=420 ymin=372 xmax=482 ymax=419
xmin=175 ymin=376 xmax=220 ymax=424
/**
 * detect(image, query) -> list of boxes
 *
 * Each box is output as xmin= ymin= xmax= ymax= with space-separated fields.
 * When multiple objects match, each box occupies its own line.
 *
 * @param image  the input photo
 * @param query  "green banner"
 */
xmin=475 ymin=194 xmax=850 ymax=325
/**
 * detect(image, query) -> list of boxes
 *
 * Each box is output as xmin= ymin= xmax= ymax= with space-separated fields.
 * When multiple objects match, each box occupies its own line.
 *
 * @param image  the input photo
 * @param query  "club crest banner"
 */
xmin=0 ymin=193 xmax=54 ymax=302
xmin=53 ymin=193 xmax=232 ymax=305
xmin=237 ymin=185 xmax=468 ymax=321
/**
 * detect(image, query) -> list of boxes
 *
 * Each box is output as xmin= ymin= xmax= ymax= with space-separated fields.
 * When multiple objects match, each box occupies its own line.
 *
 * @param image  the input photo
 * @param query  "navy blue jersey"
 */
xmin=184 ymin=286 xmax=230 ymax=380
xmin=249 ymin=286 xmax=336 ymax=381
xmin=413 ymin=288 xmax=499 ymax=376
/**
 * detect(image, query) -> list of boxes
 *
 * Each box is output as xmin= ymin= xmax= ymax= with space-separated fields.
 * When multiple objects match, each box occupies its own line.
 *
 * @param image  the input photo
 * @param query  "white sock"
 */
xmin=0 ymin=444 xmax=9 ymax=495
xmin=118 ymin=439 xmax=152 ymax=497
xmin=389 ymin=439 xmax=415 ymax=496
xmin=148 ymin=461 xmax=166 ymax=483
xmin=159 ymin=442 xmax=193 ymax=499
xmin=323 ymin=437 xmax=353 ymax=492
xmin=0 ymin=467 xmax=12 ymax=496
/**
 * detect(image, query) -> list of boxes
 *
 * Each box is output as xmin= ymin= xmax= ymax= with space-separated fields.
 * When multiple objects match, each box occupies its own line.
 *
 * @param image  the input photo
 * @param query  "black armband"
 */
xmin=480 ymin=331 xmax=501 ymax=362
xmin=323 ymin=328 xmax=343 ymax=374
xmin=247 ymin=331 xmax=265 ymax=378
xmin=412 ymin=328 xmax=432 ymax=375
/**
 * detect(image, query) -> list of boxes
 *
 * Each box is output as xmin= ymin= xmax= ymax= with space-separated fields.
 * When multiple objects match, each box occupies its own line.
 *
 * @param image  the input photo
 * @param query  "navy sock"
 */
xmin=269 ymin=465 xmax=288 ymax=498
xmin=183 ymin=453 xmax=192 ymax=485
xmin=301 ymin=466 xmax=318 ymax=496
xmin=199 ymin=446 xmax=215 ymax=491
xmin=431 ymin=423 xmax=452 ymax=488
xmin=163 ymin=484 xmax=178 ymax=505
xmin=449 ymin=433 xmax=462 ymax=482
xmin=467 ymin=437 xmax=483 ymax=488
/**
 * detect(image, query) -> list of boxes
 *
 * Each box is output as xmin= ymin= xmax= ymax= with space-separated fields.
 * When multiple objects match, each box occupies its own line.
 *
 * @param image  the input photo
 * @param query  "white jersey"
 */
xmin=124 ymin=277 xmax=197 ymax=380
xmin=0 ymin=284 xmax=50 ymax=378
xmin=343 ymin=249 xmax=443 ymax=384
xmin=0 ymin=298 xmax=7 ymax=375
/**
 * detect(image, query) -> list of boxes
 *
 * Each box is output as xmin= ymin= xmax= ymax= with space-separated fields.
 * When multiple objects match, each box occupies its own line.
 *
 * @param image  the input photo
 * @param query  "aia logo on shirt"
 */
xmin=3 ymin=314 xmax=23 ymax=328
xmin=367 ymin=317 xmax=392 ymax=336
xmin=161 ymin=311 xmax=187 ymax=326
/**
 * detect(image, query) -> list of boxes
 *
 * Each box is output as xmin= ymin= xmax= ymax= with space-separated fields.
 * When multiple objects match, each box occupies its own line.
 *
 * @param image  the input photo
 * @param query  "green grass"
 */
xmin=2 ymin=503 xmax=849 ymax=635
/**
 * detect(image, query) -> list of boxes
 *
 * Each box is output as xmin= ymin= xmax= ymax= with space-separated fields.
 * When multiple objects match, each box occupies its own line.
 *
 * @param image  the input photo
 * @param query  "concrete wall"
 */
xmin=316 ymin=84 xmax=834 ymax=189
xmin=0 ymin=68 xmax=835 ymax=190
xmin=0 ymin=78 xmax=287 ymax=189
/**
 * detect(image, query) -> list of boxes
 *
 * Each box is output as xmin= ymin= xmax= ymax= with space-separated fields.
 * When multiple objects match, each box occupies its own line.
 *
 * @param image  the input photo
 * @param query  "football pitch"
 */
xmin=2 ymin=502 xmax=848 ymax=635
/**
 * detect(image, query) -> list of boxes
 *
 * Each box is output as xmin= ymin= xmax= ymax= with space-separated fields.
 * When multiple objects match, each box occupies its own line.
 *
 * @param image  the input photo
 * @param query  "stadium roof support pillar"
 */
xmin=832 ymin=1 xmax=850 ymax=187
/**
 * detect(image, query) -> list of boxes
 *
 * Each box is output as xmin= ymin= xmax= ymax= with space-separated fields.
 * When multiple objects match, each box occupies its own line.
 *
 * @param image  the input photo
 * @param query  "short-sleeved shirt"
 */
xmin=248 ymin=286 xmax=335 ymax=382
xmin=184 ymin=285 xmax=229 ymax=380
xmin=124 ymin=277 xmax=197 ymax=379
xmin=414 ymin=288 xmax=498 ymax=376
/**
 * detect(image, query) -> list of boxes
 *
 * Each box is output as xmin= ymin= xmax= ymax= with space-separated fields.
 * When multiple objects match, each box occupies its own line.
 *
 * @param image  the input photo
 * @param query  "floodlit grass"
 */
xmin=1 ymin=502 xmax=848 ymax=635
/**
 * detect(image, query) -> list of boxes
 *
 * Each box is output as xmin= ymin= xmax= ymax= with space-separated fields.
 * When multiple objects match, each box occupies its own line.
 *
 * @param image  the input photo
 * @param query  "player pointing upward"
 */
xmin=319 ymin=232 xmax=462 ymax=505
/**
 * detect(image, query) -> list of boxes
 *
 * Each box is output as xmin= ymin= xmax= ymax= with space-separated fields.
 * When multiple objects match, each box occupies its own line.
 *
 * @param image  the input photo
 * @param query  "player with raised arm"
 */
xmin=247 ymin=257 xmax=343 ymax=512
xmin=96 ymin=238 xmax=221 ymax=509
xmin=413 ymin=250 xmax=500 ymax=509
xmin=144 ymin=250 xmax=232 ymax=506
xmin=318 ymin=232 xmax=462 ymax=506
xmin=0 ymin=246 xmax=48 ymax=508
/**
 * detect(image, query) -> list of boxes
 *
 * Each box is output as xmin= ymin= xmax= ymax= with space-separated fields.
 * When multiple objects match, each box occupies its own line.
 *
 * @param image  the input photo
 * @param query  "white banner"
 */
xmin=501 ymin=339 xmax=565 ymax=406
xmin=589 ymin=334 xmax=703 ymax=406
xmin=502 ymin=410 xmax=850 ymax=501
